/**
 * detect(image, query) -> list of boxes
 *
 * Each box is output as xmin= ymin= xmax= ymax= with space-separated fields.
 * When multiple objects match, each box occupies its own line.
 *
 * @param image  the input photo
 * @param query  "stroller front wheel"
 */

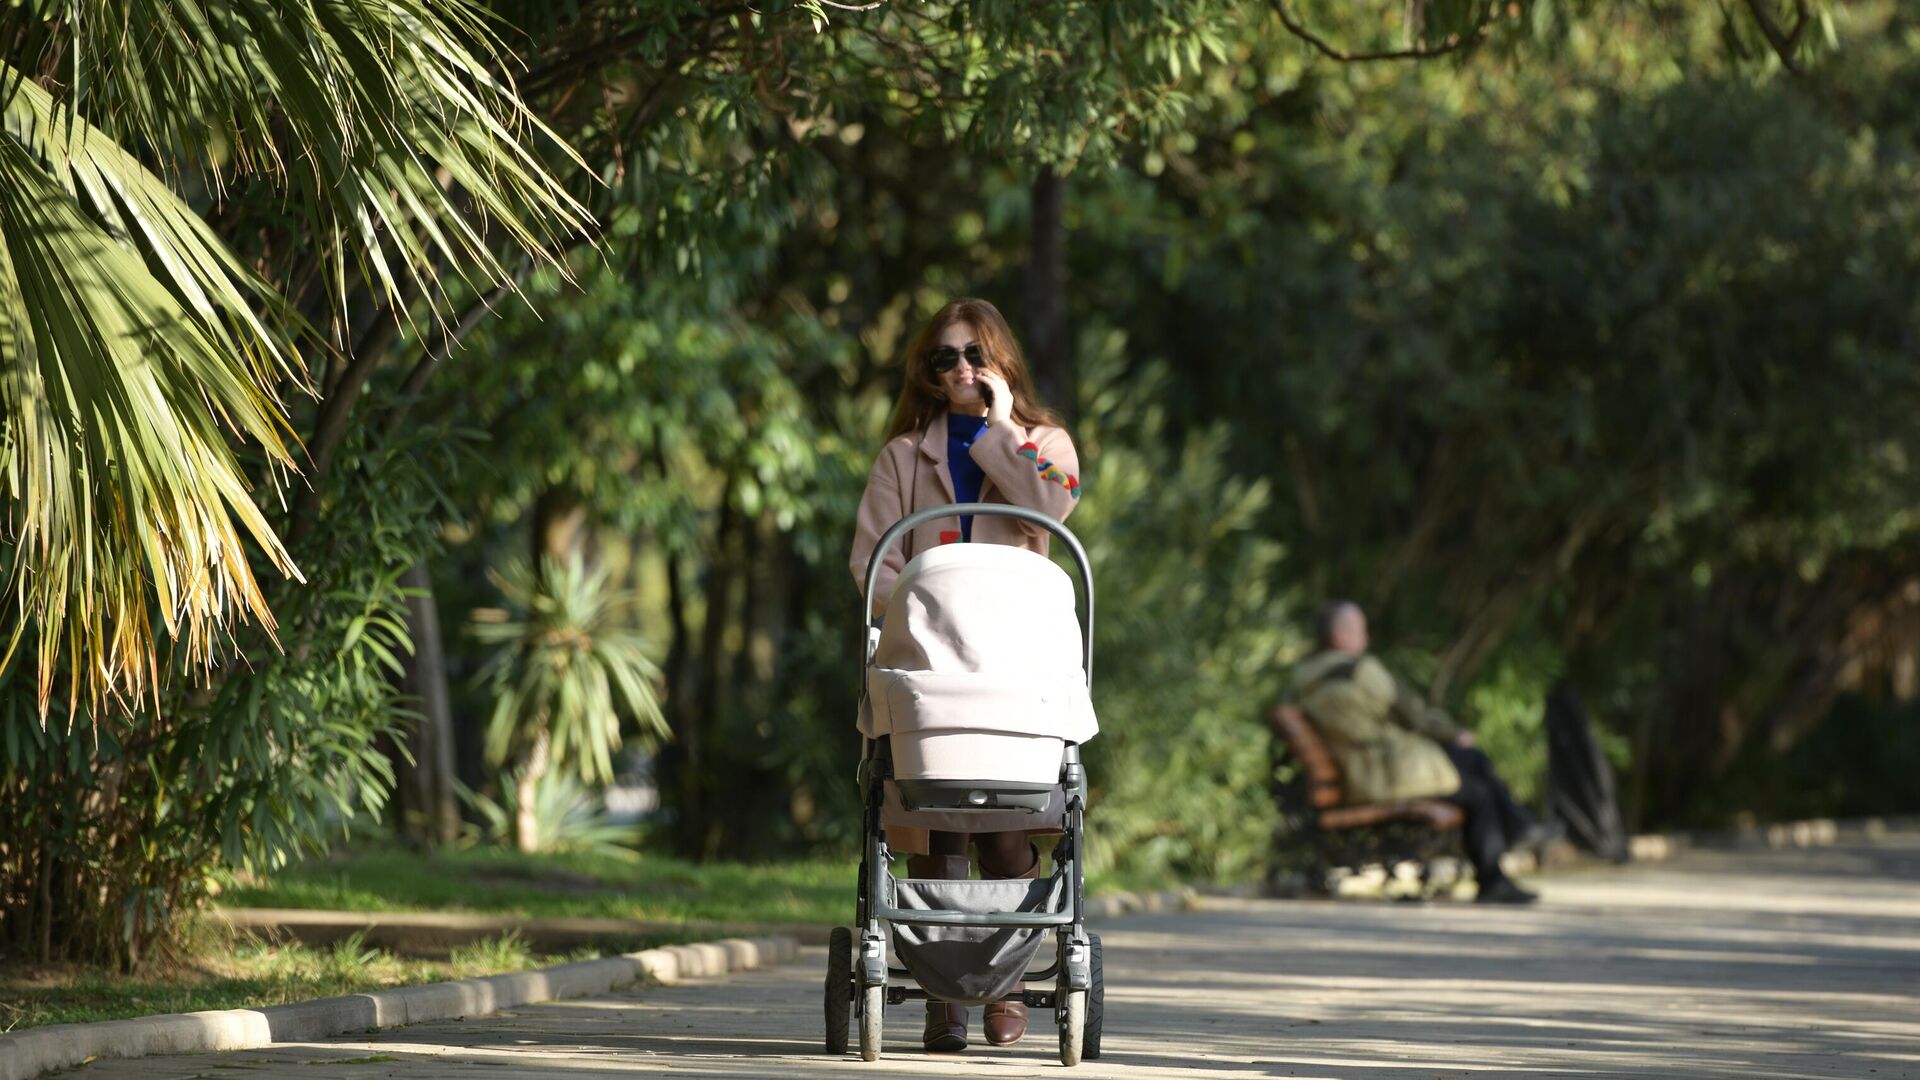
xmin=859 ymin=984 xmax=884 ymax=1061
xmin=1057 ymin=989 xmax=1086 ymax=1066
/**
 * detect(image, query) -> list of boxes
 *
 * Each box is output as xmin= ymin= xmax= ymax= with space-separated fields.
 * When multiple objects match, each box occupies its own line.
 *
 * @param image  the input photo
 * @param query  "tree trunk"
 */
xmin=515 ymin=731 xmax=551 ymax=855
xmin=395 ymin=561 xmax=461 ymax=846
xmin=686 ymin=487 xmax=741 ymax=858
xmin=532 ymin=488 xmax=590 ymax=570
xmin=1025 ymin=167 xmax=1073 ymax=420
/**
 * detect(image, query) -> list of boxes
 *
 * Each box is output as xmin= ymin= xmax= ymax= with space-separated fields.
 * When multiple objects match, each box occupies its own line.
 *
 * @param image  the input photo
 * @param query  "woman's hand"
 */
xmin=979 ymin=371 xmax=1014 ymax=423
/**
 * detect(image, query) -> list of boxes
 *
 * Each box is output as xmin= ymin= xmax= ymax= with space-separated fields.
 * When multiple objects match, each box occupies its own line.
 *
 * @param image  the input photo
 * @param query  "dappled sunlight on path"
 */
xmin=71 ymin=841 xmax=1918 ymax=1078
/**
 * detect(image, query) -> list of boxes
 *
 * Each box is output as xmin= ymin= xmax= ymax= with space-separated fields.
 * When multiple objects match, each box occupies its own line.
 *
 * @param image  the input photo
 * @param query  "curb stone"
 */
xmin=0 ymin=935 xmax=798 ymax=1080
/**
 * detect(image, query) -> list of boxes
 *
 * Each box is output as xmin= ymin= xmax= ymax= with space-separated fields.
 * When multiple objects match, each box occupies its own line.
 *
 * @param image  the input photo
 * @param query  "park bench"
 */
xmin=1265 ymin=703 xmax=1465 ymax=897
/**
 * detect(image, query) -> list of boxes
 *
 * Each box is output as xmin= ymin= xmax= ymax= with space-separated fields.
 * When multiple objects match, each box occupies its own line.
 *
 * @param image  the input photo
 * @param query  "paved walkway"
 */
xmin=71 ymin=839 xmax=1920 ymax=1079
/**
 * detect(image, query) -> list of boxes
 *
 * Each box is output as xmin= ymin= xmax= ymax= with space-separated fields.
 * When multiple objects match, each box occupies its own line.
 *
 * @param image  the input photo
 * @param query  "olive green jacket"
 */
xmin=1288 ymin=650 xmax=1462 ymax=803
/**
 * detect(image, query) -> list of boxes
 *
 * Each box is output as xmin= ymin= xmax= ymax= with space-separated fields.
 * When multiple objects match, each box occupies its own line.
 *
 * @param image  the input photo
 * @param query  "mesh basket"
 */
xmin=888 ymin=876 xmax=1064 ymax=1004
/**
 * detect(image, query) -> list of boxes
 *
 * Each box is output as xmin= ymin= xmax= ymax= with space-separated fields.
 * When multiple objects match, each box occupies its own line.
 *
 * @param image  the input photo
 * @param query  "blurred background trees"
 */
xmin=5 ymin=0 xmax=1919 ymax=967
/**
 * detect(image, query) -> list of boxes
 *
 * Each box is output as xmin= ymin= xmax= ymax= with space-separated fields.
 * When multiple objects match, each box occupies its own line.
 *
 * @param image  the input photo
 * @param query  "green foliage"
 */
xmin=0 ymin=0 xmax=590 ymax=712
xmin=221 ymin=844 xmax=856 ymax=926
xmin=1269 ymin=0 xmax=1842 ymax=72
xmin=0 ymin=65 xmax=306 ymax=713
xmin=0 ymin=428 xmax=456 ymax=966
xmin=446 ymin=930 xmax=537 ymax=972
xmin=1460 ymin=645 xmax=1564 ymax=806
xmin=1072 ymin=339 xmax=1292 ymax=883
xmin=472 ymin=555 xmax=668 ymax=788
xmin=10 ymin=2 xmax=1912 ymax=989
xmin=399 ymin=0 xmax=1920 ymax=872
xmin=455 ymin=772 xmax=645 ymax=862
xmin=1696 ymin=694 xmax=1920 ymax=824
xmin=1063 ymin=0 xmax=1920 ymax=824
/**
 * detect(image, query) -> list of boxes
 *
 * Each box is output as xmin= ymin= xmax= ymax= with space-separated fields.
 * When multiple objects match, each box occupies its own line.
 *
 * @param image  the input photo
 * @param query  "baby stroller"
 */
xmin=824 ymin=503 xmax=1104 ymax=1065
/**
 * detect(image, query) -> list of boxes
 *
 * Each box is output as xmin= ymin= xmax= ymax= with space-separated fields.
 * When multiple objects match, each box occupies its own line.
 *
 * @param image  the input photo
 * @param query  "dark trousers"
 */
xmin=1442 ymin=745 xmax=1535 ymax=885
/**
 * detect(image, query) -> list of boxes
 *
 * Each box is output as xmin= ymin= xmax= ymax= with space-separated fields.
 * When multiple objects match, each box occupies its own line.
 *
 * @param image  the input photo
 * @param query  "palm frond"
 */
xmin=0 ymin=70 xmax=306 ymax=717
xmin=0 ymin=0 xmax=596 ymax=716
xmin=50 ymin=0 xmax=596 ymax=319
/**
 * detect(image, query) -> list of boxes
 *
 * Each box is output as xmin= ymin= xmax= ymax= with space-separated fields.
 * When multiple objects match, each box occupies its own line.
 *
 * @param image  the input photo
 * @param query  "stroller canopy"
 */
xmin=861 ymin=543 xmax=1096 ymax=746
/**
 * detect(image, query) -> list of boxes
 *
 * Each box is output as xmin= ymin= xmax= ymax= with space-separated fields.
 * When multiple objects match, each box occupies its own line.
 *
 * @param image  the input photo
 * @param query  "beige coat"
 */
xmin=849 ymin=411 xmax=1081 ymax=616
xmin=1289 ymin=650 xmax=1462 ymax=803
xmin=850 ymin=411 xmax=1082 ymax=854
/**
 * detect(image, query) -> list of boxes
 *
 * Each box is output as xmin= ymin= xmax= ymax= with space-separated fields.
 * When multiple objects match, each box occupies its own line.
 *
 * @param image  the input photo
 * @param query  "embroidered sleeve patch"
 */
xmin=1032 ymin=452 xmax=1081 ymax=500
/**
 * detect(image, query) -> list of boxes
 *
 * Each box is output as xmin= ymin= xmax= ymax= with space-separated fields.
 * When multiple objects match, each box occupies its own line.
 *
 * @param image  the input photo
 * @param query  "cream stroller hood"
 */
xmin=861 ymin=542 xmax=1097 ymax=747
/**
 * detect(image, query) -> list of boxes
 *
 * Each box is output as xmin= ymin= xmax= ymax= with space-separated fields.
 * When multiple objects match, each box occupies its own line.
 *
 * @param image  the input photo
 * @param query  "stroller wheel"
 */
xmin=824 ymin=927 xmax=852 ymax=1054
xmin=1085 ymin=933 xmax=1104 ymax=1060
xmin=859 ymin=983 xmax=884 ymax=1061
xmin=1057 ymin=989 xmax=1086 ymax=1066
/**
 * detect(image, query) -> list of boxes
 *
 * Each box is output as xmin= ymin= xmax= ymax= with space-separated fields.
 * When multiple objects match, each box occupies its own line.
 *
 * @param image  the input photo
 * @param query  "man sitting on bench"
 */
xmin=1291 ymin=600 xmax=1547 ymax=904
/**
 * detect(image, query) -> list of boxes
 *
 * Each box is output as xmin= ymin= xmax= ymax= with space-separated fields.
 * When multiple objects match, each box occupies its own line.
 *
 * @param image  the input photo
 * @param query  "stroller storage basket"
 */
xmin=888 ymin=876 xmax=1065 ymax=1005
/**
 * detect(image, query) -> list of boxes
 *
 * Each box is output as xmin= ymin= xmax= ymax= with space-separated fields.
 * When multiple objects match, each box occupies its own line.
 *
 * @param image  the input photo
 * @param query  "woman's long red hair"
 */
xmin=882 ymin=298 xmax=1063 ymax=441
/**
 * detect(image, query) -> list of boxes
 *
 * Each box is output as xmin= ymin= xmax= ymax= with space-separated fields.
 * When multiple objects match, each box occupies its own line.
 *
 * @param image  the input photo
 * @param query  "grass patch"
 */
xmin=221 ymin=846 xmax=854 ymax=925
xmin=1 ymin=845 xmax=1162 ymax=1032
xmin=220 ymin=844 xmax=1152 ymax=925
xmin=0 ymin=929 xmax=607 ymax=1033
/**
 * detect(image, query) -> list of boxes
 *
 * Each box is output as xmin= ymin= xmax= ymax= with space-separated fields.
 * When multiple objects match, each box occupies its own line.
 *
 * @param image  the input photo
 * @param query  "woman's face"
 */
xmin=934 ymin=320 xmax=991 ymax=409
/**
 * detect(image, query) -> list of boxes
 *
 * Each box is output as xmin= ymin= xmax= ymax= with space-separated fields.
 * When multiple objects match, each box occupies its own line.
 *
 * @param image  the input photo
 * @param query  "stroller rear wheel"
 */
xmin=824 ymin=927 xmax=852 ymax=1054
xmin=1085 ymin=933 xmax=1104 ymax=1060
xmin=859 ymin=984 xmax=884 ymax=1061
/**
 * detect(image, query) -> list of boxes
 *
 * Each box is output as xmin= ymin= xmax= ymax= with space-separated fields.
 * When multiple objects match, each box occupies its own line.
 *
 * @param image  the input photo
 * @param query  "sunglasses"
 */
xmin=928 ymin=343 xmax=987 ymax=373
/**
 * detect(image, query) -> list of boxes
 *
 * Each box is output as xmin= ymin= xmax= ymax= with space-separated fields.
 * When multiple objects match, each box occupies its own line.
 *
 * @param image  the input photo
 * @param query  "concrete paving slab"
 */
xmin=60 ymin=841 xmax=1920 ymax=1079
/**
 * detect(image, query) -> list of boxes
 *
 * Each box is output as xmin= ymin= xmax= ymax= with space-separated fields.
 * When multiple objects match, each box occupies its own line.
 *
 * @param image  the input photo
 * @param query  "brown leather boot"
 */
xmin=910 ymin=854 xmax=972 ymax=1052
xmin=922 ymin=1000 xmax=968 ymax=1052
xmin=982 ymin=844 xmax=1042 ymax=1046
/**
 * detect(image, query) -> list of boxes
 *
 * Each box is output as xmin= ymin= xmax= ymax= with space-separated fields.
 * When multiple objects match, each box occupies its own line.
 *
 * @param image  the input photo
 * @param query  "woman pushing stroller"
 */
xmin=848 ymin=297 xmax=1084 ymax=1053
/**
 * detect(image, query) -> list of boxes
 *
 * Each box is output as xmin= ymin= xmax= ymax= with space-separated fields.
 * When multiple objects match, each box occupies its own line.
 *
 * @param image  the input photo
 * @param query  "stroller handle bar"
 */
xmin=862 ymin=503 xmax=1094 ymax=684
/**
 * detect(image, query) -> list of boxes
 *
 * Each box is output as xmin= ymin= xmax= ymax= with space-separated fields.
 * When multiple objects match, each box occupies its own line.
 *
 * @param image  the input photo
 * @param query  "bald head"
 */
xmin=1316 ymin=600 xmax=1369 ymax=655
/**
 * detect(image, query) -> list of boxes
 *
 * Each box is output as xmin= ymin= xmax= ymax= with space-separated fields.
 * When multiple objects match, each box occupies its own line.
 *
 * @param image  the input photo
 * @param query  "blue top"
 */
xmin=946 ymin=413 xmax=990 ymax=540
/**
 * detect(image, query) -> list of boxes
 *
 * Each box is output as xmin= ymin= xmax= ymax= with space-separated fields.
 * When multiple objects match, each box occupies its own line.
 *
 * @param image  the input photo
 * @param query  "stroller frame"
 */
xmin=825 ymin=503 xmax=1103 ymax=1065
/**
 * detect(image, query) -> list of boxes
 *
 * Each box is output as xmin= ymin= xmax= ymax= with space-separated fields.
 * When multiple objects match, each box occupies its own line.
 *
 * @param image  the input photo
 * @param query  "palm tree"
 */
xmin=0 ymin=0 xmax=592 ymax=717
xmin=472 ymin=556 xmax=668 ymax=854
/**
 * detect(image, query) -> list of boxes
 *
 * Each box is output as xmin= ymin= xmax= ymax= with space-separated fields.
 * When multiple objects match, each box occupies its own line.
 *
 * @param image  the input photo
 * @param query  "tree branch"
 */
xmin=381 ymin=266 xmax=533 ymax=440
xmin=1267 ymin=0 xmax=1489 ymax=62
xmin=1740 ymin=0 xmax=1811 ymax=75
xmin=289 ymin=304 xmax=411 ymax=544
